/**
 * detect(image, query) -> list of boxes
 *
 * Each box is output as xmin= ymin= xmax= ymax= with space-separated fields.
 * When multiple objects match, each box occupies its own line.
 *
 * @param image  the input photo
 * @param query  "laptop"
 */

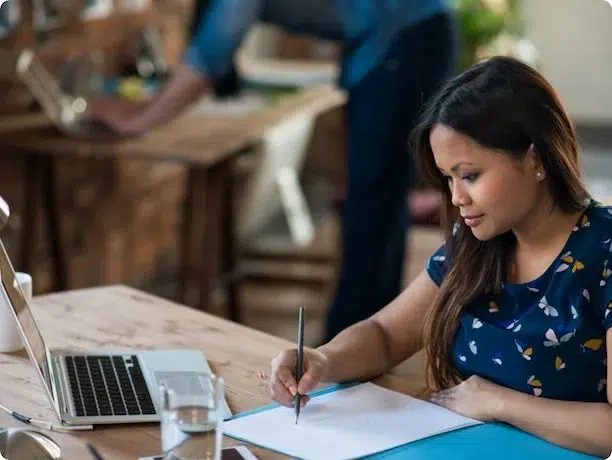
xmin=0 ymin=196 xmax=232 ymax=427
xmin=15 ymin=49 xmax=117 ymax=138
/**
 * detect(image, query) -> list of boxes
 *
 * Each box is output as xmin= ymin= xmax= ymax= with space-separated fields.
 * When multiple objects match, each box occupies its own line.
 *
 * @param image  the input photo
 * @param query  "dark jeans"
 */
xmin=324 ymin=11 xmax=459 ymax=342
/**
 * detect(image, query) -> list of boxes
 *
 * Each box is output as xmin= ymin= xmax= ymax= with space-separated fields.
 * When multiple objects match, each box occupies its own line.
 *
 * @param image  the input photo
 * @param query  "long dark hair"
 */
xmin=411 ymin=56 xmax=591 ymax=390
xmin=189 ymin=0 xmax=241 ymax=98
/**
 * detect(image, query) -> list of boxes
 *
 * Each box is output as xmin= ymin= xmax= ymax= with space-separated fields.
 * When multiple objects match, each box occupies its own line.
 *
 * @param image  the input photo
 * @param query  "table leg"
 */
xmin=180 ymin=162 xmax=241 ymax=321
xmin=42 ymin=156 xmax=68 ymax=291
xmin=178 ymin=171 xmax=196 ymax=303
xmin=179 ymin=154 xmax=245 ymax=321
xmin=221 ymin=161 xmax=240 ymax=323
xmin=20 ymin=154 xmax=41 ymax=275
xmin=196 ymin=164 xmax=222 ymax=314
xmin=20 ymin=154 xmax=68 ymax=292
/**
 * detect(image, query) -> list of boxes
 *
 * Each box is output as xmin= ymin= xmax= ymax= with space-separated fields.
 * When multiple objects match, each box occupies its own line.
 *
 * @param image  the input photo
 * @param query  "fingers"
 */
xmin=273 ymin=349 xmax=298 ymax=392
xmin=297 ymin=355 xmax=324 ymax=395
xmin=270 ymin=348 xmax=324 ymax=407
xmin=297 ymin=372 xmax=319 ymax=395
xmin=429 ymin=389 xmax=453 ymax=407
xmin=271 ymin=379 xmax=312 ymax=408
xmin=278 ymin=367 xmax=299 ymax=397
xmin=271 ymin=367 xmax=297 ymax=407
xmin=271 ymin=373 xmax=294 ymax=407
xmin=86 ymin=98 xmax=116 ymax=118
xmin=270 ymin=350 xmax=298 ymax=406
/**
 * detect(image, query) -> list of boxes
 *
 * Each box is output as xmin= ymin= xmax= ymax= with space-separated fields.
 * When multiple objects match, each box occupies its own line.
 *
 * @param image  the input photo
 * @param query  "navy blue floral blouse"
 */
xmin=426 ymin=200 xmax=612 ymax=402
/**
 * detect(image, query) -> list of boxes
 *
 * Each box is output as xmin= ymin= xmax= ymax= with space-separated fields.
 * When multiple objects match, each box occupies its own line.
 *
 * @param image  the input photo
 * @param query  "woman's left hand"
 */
xmin=429 ymin=375 xmax=506 ymax=422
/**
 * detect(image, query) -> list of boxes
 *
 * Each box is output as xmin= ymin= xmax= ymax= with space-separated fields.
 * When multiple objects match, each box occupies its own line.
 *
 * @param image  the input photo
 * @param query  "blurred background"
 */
xmin=0 ymin=0 xmax=611 ymax=380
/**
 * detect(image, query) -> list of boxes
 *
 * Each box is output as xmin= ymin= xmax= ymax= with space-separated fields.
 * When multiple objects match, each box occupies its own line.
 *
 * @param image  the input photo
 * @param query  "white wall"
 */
xmin=242 ymin=3 xmax=612 ymax=123
xmin=521 ymin=0 xmax=612 ymax=123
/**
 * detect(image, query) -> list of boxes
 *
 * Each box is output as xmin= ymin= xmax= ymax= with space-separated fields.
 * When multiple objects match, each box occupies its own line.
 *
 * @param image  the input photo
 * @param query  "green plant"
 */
xmin=455 ymin=0 xmax=525 ymax=69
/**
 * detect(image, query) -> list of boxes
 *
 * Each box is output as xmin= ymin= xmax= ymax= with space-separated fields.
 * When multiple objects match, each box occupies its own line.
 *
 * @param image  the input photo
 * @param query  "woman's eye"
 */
xmin=462 ymin=173 xmax=480 ymax=182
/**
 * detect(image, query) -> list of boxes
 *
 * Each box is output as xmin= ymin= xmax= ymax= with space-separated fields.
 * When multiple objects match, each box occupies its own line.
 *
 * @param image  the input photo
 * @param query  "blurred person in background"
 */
xmin=88 ymin=0 xmax=460 ymax=343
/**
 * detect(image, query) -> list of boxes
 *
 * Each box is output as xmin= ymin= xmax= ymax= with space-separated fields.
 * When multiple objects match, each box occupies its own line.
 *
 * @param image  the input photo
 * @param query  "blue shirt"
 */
xmin=184 ymin=0 xmax=450 ymax=88
xmin=426 ymin=200 xmax=611 ymax=402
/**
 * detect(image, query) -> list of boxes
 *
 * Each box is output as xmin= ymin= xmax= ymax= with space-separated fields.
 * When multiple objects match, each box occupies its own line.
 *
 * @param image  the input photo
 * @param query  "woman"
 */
xmin=269 ymin=56 xmax=612 ymax=458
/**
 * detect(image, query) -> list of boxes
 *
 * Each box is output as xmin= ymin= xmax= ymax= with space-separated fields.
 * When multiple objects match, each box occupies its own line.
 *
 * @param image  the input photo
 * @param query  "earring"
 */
xmin=537 ymin=172 xmax=542 ymax=178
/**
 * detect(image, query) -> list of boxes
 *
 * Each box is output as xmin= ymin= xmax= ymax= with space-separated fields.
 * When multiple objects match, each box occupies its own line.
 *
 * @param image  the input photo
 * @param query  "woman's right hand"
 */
xmin=270 ymin=347 xmax=329 ymax=407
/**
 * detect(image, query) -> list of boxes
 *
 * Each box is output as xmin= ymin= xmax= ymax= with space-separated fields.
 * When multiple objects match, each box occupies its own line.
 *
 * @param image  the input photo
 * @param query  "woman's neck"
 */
xmin=504 ymin=195 xmax=587 ymax=284
xmin=512 ymin=196 xmax=585 ymax=256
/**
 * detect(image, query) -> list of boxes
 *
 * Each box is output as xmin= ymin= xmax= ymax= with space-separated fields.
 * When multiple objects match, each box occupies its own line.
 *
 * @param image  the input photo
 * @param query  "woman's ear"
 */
xmin=527 ymin=144 xmax=546 ymax=180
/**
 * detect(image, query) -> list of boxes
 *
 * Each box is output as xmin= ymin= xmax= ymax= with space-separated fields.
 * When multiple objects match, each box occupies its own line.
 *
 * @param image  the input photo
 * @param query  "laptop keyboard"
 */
xmin=64 ymin=355 xmax=156 ymax=417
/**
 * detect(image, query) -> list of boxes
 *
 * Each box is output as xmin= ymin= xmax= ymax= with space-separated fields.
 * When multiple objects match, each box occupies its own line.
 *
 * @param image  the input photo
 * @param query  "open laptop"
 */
xmin=0 ymin=196 xmax=232 ymax=427
xmin=15 ymin=49 xmax=117 ymax=138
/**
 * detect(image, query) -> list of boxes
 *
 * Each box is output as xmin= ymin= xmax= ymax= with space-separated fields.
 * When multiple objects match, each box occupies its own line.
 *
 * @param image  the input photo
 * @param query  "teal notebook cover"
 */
xmin=225 ymin=383 xmax=600 ymax=460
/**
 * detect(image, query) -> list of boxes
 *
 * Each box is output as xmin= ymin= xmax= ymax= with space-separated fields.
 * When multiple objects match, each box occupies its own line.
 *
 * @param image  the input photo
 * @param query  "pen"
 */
xmin=87 ymin=442 xmax=105 ymax=460
xmin=295 ymin=305 xmax=305 ymax=425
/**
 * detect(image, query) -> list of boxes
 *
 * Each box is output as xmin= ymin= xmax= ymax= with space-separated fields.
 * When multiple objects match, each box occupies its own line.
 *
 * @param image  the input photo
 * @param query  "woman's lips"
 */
xmin=463 ymin=214 xmax=484 ymax=227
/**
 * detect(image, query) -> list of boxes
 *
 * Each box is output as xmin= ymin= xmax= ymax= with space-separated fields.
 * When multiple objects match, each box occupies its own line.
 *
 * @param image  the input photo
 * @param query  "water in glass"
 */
xmin=161 ymin=373 xmax=224 ymax=460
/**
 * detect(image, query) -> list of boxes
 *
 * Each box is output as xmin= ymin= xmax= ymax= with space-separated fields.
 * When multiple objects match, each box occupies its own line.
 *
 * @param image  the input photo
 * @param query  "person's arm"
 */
xmin=494 ymin=328 xmax=612 ymax=458
xmin=430 ymin=370 xmax=612 ymax=458
xmin=118 ymin=64 xmax=210 ymax=133
xmin=132 ymin=0 xmax=264 ymax=130
xmin=89 ymin=0 xmax=263 ymax=134
xmin=317 ymin=270 xmax=438 ymax=383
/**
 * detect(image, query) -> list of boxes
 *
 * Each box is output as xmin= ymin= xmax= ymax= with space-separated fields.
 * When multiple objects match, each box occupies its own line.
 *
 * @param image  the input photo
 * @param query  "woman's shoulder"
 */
xmin=577 ymin=199 xmax=612 ymax=245
xmin=586 ymin=199 xmax=612 ymax=228
xmin=566 ymin=199 xmax=612 ymax=273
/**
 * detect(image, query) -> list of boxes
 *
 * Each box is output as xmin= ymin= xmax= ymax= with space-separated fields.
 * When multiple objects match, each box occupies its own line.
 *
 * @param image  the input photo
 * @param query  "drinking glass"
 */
xmin=160 ymin=374 xmax=224 ymax=460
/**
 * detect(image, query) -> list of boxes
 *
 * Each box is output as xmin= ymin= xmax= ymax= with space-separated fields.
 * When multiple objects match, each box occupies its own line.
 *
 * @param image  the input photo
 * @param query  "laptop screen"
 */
xmin=0 ymin=239 xmax=54 ymax=405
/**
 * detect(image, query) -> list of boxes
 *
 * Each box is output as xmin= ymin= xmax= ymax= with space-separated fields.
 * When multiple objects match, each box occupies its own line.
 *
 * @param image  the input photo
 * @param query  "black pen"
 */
xmin=87 ymin=443 xmax=105 ymax=460
xmin=295 ymin=306 xmax=305 ymax=425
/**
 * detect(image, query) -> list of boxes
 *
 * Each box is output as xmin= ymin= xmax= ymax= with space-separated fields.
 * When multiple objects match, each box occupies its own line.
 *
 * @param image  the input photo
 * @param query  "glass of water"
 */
xmin=160 ymin=374 xmax=225 ymax=460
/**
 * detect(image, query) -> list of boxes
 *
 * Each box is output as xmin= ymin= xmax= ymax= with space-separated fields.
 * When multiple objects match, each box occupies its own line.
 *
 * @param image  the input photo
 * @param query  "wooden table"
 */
xmin=0 ymin=285 xmax=427 ymax=459
xmin=0 ymin=84 xmax=346 ymax=321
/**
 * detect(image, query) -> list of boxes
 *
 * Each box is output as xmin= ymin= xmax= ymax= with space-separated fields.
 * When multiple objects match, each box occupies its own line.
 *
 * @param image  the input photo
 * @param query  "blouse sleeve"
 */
xmin=426 ymin=243 xmax=451 ymax=287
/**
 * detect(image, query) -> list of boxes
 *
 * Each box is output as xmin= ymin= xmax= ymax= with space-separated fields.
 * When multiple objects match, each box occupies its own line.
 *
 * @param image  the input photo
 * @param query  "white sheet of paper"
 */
xmin=223 ymin=382 xmax=483 ymax=460
xmin=186 ymin=91 xmax=269 ymax=117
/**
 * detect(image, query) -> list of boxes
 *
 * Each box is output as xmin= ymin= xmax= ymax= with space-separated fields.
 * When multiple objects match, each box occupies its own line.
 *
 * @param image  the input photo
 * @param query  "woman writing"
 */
xmin=270 ymin=56 xmax=612 ymax=458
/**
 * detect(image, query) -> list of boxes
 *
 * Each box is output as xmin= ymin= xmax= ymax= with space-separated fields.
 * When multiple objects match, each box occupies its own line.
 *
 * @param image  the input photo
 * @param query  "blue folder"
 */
xmin=225 ymin=383 xmax=601 ymax=460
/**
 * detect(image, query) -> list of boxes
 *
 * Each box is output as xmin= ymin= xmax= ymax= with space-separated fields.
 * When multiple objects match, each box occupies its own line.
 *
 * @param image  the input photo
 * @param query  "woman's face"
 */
xmin=430 ymin=124 xmax=545 ymax=241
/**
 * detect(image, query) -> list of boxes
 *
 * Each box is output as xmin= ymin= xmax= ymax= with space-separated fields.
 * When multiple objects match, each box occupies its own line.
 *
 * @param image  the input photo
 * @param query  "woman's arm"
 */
xmin=431 ymin=327 xmax=612 ymax=458
xmin=318 ymin=270 xmax=438 ymax=383
xmin=497 ymin=383 xmax=612 ymax=458
xmin=496 ymin=328 xmax=612 ymax=458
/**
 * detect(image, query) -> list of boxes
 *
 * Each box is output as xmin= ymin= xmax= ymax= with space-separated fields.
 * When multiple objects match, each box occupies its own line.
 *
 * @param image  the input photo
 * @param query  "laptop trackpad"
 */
xmin=155 ymin=371 xmax=212 ymax=396
xmin=138 ymin=350 xmax=232 ymax=418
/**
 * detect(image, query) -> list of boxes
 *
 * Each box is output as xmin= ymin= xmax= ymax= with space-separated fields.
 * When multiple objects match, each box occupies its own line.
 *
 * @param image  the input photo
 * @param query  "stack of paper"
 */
xmin=187 ymin=91 xmax=270 ymax=117
xmin=223 ymin=382 xmax=482 ymax=460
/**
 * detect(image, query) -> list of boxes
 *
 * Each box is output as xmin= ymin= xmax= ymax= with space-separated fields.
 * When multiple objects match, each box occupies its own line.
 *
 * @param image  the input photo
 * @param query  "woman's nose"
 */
xmin=451 ymin=182 xmax=470 ymax=207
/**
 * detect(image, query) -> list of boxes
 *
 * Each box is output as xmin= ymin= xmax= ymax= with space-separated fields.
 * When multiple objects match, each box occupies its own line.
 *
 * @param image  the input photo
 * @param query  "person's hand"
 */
xmin=428 ymin=375 xmax=506 ymax=422
xmin=270 ymin=347 xmax=329 ymax=407
xmin=86 ymin=96 xmax=148 ymax=136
